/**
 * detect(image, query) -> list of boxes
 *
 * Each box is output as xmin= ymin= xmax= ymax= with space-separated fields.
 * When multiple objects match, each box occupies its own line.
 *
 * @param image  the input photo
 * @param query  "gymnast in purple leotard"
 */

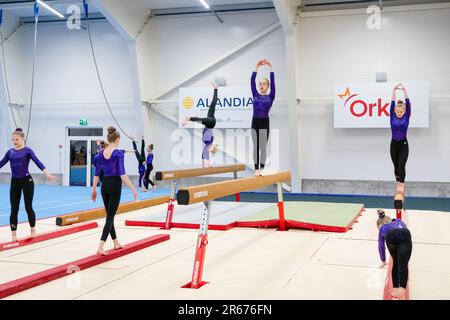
xmin=389 ymin=83 xmax=411 ymax=203
xmin=251 ymin=59 xmax=276 ymax=176
xmin=91 ymin=127 xmax=137 ymax=256
xmin=0 ymin=128 xmax=56 ymax=242
xmin=183 ymin=82 xmax=219 ymax=168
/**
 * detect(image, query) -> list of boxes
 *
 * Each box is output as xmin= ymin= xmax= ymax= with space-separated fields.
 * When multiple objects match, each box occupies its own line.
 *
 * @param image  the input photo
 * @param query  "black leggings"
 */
xmin=390 ymin=139 xmax=409 ymax=183
xmin=144 ymin=164 xmax=155 ymax=189
xmin=252 ymin=117 xmax=270 ymax=170
xmin=132 ymin=139 xmax=145 ymax=164
xmin=100 ymin=176 xmax=122 ymax=241
xmin=386 ymin=228 xmax=412 ymax=289
xmin=190 ymin=88 xmax=217 ymax=129
xmin=10 ymin=176 xmax=36 ymax=231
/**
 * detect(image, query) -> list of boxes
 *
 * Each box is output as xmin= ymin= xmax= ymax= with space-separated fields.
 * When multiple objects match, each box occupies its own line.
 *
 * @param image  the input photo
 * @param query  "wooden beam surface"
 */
xmin=177 ymin=171 xmax=291 ymax=205
xmin=56 ymin=196 xmax=170 ymax=226
xmin=155 ymin=164 xmax=246 ymax=181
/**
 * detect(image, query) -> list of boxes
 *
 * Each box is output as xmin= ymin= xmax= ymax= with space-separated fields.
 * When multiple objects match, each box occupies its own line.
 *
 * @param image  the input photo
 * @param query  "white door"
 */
xmin=64 ymin=127 xmax=104 ymax=187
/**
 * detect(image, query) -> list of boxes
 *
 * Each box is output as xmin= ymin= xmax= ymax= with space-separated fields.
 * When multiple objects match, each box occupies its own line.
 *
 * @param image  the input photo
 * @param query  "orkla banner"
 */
xmin=179 ymin=87 xmax=253 ymax=128
xmin=334 ymin=82 xmax=429 ymax=128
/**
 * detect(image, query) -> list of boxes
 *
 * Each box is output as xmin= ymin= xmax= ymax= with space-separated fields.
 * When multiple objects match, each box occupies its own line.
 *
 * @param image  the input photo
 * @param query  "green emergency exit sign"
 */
xmin=80 ymin=119 xmax=88 ymax=126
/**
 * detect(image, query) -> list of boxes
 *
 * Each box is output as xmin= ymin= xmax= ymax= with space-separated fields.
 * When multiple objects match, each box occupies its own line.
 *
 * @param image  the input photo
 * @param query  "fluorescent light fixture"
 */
xmin=198 ymin=0 xmax=210 ymax=9
xmin=36 ymin=0 xmax=65 ymax=19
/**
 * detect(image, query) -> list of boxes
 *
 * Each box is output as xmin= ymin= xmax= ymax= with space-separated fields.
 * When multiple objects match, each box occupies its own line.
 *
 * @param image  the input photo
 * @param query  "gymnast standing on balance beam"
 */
xmin=91 ymin=127 xmax=137 ymax=255
xmin=130 ymin=134 xmax=147 ymax=191
xmin=390 ymin=83 xmax=411 ymax=206
xmin=0 ymin=128 xmax=56 ymax=242
xmin=251 ymin=59 xmax=276 ymax=176
xmin=183 ymin=81 xmax=219 ymax=168
xmin=377 ymin=209 xmax=413 ymax=300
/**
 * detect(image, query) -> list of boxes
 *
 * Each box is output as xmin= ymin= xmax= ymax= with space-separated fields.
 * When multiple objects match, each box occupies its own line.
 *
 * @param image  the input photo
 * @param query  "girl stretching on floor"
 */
xmin=377 ymin=209 xmax=413 ymax=300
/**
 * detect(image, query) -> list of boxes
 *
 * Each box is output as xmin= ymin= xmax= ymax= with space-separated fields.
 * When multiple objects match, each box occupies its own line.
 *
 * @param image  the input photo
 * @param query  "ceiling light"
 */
xmin=198 ymin=0 xmax=210 ymax=9
xmin=36 ymin=0 xmax=65 ymax=19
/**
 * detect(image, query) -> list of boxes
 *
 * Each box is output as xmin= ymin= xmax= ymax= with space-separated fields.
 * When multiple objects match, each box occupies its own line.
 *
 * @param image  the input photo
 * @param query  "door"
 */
xmin=90 ymin=140 xmax=100 ymax=187
xmin=69 ymin=140 xmax=88 ymax=186
xmin=65 ymin=127 xmax=104 ymax=187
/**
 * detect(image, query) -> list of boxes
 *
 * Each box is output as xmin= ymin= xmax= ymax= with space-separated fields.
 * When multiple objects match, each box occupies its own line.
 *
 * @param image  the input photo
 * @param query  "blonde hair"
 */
xmin=376 ymin=209 xmax=392 ymax=229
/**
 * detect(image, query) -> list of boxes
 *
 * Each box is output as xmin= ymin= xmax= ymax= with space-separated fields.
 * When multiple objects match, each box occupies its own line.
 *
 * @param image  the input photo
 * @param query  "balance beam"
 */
xmin=153 ymin=164 xmax=246 ymax=230
xmin=55 ymin=196 xmax=170 ymax=226
xmin=155 ymin=164 xmax=246 ymax=181
xmin=178 ymin=171 xmax=291 ymax=289
xmin=177 ymin=171 xmax=291 ymax=205
xmin=383 ymin=258 xmax=410 ymax=300
xmin=0 ymin=222 xmax=99 ymax=253
xmin=0 ymin=234 xmax=170 ymax=299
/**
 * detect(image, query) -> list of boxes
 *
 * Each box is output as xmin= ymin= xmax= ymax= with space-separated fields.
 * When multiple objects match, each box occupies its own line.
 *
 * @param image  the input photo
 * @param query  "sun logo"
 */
xmin=338 ymin=87 xmax=359 ymax=107
xmin=182 ymin=97 xmax=195 ymax=109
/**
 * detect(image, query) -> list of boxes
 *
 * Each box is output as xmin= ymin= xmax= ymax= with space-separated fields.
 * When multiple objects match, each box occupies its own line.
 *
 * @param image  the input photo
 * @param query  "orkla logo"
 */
xmin=338 ymin=87 xmax=390 ymax=118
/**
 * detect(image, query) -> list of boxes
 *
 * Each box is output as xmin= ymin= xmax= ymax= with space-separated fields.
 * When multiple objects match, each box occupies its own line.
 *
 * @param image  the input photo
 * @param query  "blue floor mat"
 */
xmin=0 ymin=184 xmax=170 ymax=227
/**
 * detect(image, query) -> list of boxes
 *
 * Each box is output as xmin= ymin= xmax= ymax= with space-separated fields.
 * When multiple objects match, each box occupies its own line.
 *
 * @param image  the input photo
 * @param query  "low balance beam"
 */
xmin=154 ymin=164 xmax=246 ymax=230
xmin=383 ymin=258 xmax=410 ymax=300
xmin=0 ymin=234 xmax=170 ymax=299
xmin=0 ymin=222 xmax=99 ymax=253
xmin=177 ymin=171 xmax=291 ymax=205
xmin=155 ymin=164 xmax=246 ymax=181
xmin=56 ymin=196 xmax=170 ymax=226
xmin=178 ymin=171 xmax=291 ymax=289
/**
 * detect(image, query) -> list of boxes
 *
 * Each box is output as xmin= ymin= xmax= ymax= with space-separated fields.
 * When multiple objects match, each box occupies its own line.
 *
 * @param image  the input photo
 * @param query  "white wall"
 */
xmin=0 ymin=10 xmax=22 ymax=153
xmin=296 ymin=4 xmax=450 ymax=183
xmin=137 ymin=9 xmax=292 ymax=173
xmin=1 ymin=20 xmax=140 ymax=176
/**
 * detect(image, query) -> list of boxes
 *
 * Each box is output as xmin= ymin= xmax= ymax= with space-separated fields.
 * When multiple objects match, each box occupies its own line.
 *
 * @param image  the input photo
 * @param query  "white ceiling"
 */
xmin=0 ymin=0 xmax=100 ymax=19
xmin=142 ymin=0 xmax=272 ymax=10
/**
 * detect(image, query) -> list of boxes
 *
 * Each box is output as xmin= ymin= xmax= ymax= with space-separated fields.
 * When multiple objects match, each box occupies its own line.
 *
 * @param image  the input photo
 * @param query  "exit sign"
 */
xmin=80 ymin=119 xmax=88 ymax=126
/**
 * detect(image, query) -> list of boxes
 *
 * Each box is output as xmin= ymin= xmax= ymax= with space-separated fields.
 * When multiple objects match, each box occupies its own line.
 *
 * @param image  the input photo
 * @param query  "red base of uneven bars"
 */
xmin=0 ymin=234 xmax=170 ymax=299
xmin=383 ymin=258 xmax=410 ymax=300
xmin=0 ymin=222 xmax=98 ymax=253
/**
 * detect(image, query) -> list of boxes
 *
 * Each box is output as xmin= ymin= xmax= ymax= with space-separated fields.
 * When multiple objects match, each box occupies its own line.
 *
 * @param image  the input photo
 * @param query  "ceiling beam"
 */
xmin=92 ymin=0 xmax=149 ymax=42
xmin=273 ymin=0 xmax=299 ymax=35
xmin=149 ymin=2 xmax=275 ymax=16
